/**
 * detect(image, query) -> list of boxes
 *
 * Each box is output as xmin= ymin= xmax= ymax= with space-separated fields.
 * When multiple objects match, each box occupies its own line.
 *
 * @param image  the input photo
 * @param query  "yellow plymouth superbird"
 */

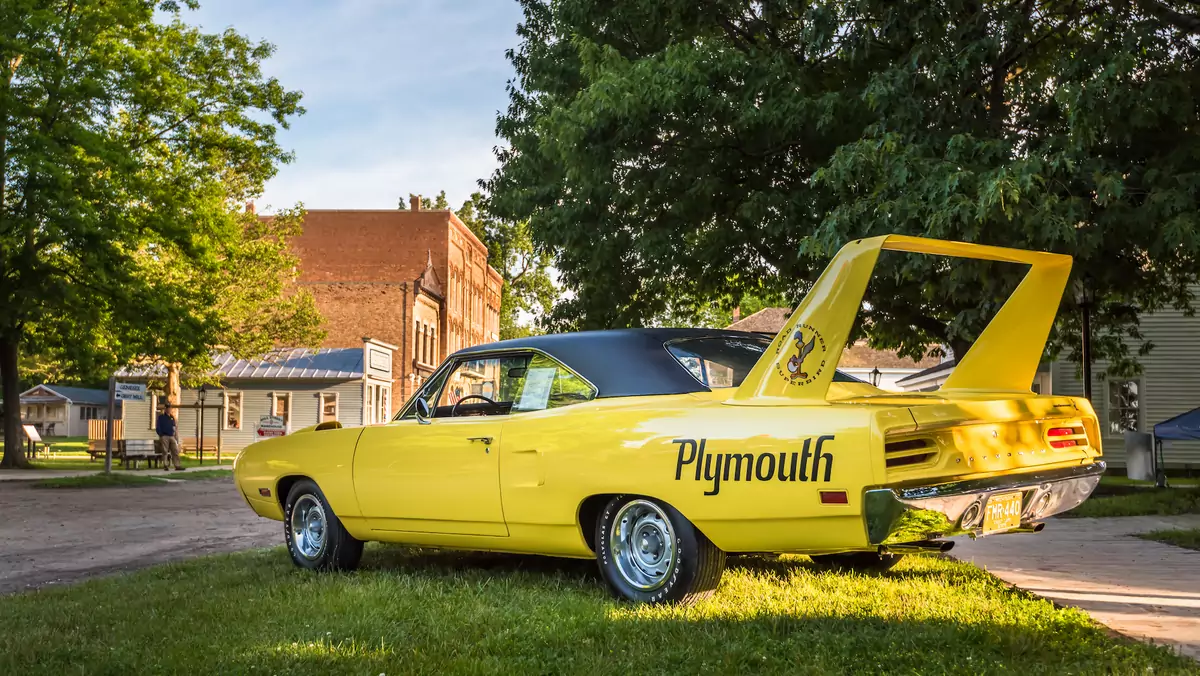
xmin=234 ymin=235 xmax=1104 ymax=604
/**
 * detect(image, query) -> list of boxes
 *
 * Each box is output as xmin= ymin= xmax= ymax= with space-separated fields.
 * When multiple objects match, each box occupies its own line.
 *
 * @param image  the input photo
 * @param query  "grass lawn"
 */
xmin=32 ymin=473 xmax=167 ymax=489
xmin=30 ymin=453 xmax=234 ymax=471
xmin=1138 ymin=528 xmax=1200 ymax=552
xmin=1065 ymin=485 xmax=1200 ymax=518
xmin=170 ymin=469 xmax=232 ymax=481
xmin=0 ymin=550 xmax=1193 ymax=675
xmin=1100 ymin=475 xmax=1199 ymax=488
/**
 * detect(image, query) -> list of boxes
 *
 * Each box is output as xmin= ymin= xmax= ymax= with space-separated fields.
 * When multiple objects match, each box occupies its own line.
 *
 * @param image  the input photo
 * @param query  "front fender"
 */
xmin=234 ymin=426 xmax=365 ymax=521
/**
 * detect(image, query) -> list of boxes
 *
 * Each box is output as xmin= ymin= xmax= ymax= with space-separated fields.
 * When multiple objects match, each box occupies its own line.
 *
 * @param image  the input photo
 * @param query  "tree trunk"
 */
xmin=0 ymin=335 xmax=30 ymax=469
xmin=166 ymin=363 xmax=181 ymax=412
xmin=949 ymin=338 xmax=973 ymax=366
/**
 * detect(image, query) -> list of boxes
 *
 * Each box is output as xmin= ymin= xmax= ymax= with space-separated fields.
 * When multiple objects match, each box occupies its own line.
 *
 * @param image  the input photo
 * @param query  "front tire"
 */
xmin=810 ymin=551 xmax=903 ymax=573
xmin=284 ymin=480 xmax=363 ymax=572
xmin=595 ymin=495 xmax=725 ymax=605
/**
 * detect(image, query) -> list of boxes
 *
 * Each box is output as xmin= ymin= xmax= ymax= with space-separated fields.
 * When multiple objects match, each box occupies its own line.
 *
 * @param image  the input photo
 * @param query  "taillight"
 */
xmin=1047 ymin=426 xmax=1081 ymax=449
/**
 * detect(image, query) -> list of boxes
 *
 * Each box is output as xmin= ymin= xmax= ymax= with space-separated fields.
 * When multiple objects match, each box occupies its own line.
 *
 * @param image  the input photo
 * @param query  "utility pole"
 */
xmin=104 ymin=376 xmax=115 ymax=474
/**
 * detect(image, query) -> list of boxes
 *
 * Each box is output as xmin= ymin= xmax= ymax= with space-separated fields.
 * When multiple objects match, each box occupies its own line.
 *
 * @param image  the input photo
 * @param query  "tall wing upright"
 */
xmin=732 ymin=235 xmax=1072 ymax=404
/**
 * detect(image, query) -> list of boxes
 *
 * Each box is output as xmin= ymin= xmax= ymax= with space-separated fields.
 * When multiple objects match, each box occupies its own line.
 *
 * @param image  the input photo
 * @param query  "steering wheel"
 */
xmin=451 ymin=394 xmax=499 ymax=417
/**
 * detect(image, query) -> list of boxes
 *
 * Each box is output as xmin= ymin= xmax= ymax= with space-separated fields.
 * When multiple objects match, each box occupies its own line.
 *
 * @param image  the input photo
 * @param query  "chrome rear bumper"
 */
xmin=864 ymin=461 xmax=1105 ymax=545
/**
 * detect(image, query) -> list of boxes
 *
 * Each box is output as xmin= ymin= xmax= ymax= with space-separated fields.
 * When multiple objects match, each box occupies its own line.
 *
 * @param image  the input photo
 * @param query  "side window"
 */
xmin=510 ymin=354 xmax=597 ymax=412
xmin=402 ymin=352 xmax=596 ymax=419
xmin=434 ymin=355 xmax=528 ymax=416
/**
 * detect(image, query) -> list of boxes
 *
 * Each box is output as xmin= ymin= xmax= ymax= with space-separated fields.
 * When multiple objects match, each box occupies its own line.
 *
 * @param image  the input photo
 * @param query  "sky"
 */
xmin=184 ymin=0 xmax=525 ymax=213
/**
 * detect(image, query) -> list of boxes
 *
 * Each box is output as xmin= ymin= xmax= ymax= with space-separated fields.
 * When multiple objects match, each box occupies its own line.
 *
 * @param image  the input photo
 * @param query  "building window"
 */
xmin=272 ymin=392 xmax=291 ymax=426
xmin=320 ymin=392 xmax=338 ymax=423
xmin=224 ymin=391 xmax=243 ymax=430
xmin=431 ymin=328 xmax=437 ymax=363
xmin=1107 ymin=379 xmax=1140 ymax=434
xmin=78 ymin=406 xmax=100 ymax=421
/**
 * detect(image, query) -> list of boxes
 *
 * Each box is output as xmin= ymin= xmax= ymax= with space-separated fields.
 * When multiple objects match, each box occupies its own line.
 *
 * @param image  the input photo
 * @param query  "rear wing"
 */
xmin=732 ymin=235 xmax=1072 ymax=404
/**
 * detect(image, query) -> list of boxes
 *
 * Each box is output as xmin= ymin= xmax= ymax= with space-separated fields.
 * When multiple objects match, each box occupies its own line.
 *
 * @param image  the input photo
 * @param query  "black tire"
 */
xmin=595 ymin=495 xmax=725 ymax=605
xmin=283 ymin=479 xmax=364 ymax=572
xmin=810 ymin=551 xmax=904 ymax=573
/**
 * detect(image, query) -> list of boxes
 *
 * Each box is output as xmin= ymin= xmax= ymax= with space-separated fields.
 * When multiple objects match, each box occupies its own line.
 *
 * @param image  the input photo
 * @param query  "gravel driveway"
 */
xmin=0 ymin=479 xmax=278 ymax=595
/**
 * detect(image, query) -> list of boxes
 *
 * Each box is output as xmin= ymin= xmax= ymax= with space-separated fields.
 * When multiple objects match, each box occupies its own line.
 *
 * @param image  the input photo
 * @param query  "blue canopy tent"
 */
xmin=1151 ymin=407 xmax=1200 ymax=487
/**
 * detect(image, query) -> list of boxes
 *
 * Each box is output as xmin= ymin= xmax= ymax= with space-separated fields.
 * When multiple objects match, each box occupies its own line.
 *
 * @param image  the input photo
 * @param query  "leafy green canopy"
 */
xmin=488 ymin=0 xmax=1200 ymax=369
xmin=0 ymin=1 xmax=303 ymax=465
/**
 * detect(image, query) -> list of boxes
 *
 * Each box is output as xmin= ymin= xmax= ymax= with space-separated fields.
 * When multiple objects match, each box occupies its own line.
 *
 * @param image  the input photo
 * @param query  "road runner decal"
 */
xmin=672 ymin=436 xmax=835 ymax=496
xmin=774 ymin=324 xmax=827 ymax=386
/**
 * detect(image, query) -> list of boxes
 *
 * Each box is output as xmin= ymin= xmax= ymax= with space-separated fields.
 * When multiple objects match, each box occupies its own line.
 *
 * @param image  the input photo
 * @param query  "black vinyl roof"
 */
xmin=452 ymin=328 xmax=771 ymax=398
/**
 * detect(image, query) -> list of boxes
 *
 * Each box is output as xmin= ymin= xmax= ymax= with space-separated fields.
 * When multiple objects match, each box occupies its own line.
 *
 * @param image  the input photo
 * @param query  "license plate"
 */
xmin=982 ymin=491 xmax=1023 ymax=534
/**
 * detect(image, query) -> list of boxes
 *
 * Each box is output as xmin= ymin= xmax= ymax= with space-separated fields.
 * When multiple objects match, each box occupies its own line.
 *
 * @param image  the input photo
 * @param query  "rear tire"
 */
xmin=284 ymin=479 xmax=363 ymax=572
xmin=595 ymin=495 xmax=725 ymax=604
xmin=810 ymin=551 xmax=903 ymax=573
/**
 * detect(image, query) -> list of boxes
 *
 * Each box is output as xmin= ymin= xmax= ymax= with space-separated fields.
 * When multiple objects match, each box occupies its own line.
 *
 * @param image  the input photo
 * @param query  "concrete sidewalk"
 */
xmin=953 ymin=514 xmax=1200 ymax=661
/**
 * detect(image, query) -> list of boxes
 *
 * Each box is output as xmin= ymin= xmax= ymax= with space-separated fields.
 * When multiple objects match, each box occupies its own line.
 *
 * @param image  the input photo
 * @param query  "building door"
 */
xmin=364 ymin=382 xmax=392 ymax=425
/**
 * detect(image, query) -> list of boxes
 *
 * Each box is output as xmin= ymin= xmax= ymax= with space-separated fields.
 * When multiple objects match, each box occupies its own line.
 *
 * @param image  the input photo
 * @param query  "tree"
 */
xmin=0 ymin=1 xmax=302 ymax=467
xmin=140 ymin=205 xmax=325 ymax=408
xmin=454 ymin=192 xmax=555 ymax=339
xmin=488 ymin=0 xmax=1200 ymax=373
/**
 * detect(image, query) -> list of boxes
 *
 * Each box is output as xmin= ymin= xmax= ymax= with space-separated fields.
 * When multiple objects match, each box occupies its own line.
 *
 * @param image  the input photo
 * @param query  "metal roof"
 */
xmin=17 ymin=385 xmax=110 ymax=405
xmin=115 ymin=348 xmax=364 ymax=381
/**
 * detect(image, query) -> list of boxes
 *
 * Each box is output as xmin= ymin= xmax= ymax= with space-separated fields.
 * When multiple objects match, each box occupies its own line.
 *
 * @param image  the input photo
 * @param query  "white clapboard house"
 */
xmin=117 ymin=338 xmax=396 ymax=454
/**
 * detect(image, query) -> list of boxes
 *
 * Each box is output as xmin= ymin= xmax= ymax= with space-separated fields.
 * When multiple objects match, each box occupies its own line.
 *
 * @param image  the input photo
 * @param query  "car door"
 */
xmin=352 ymin=353 xmax=530 ymax=537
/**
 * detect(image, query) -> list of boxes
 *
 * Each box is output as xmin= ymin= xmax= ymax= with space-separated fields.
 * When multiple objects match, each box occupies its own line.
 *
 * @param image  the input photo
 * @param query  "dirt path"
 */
xmin=0 ymin=480 xmax=278 ymax=595
xmin=953 ymin=514 xmax=1200 ymax=662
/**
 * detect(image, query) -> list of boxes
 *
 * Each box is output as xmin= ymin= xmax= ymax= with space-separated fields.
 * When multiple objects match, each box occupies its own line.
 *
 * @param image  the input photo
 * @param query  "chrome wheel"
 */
xmin=610 ymin=499 xmax=677 ymax=591
xmin=290 ymin=494 xmax=327 ymax=561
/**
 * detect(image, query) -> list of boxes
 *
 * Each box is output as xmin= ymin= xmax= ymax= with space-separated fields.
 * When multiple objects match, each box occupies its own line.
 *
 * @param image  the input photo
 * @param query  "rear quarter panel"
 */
xmin=234 ymin=426 xmax=365 ymax=527
xmin=499 ymin=392 xmax=881 ymax=554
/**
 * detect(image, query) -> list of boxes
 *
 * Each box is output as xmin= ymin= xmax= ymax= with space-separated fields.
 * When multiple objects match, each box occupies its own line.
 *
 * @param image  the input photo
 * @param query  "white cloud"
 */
xmin=183 ymin=0 xmax=522 ymax=211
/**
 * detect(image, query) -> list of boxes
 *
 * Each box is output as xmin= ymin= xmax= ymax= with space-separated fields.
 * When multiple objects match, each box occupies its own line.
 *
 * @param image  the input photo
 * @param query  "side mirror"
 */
xmin=414 ymin=398 xmax=432 ymax=425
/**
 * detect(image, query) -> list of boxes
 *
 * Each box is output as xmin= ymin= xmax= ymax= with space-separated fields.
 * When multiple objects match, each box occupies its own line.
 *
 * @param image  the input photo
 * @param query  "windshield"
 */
xmin=666 ymin=336 xmax=863 ymax=388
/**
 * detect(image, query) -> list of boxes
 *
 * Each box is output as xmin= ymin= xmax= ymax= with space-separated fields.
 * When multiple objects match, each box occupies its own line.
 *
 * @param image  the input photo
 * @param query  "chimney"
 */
xmin=732 ymin=306 xmax=741 ymax=322
xmin=245 ymin=201 xmax=256 ymax=214
xmin=409 ymin=195 xmax=421 ymax=211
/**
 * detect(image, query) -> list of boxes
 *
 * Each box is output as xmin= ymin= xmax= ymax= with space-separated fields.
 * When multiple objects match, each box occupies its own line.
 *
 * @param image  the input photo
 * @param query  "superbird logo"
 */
xmin=774 ymin=324 xmax=827 ymax=386
xmin=672 ymin=436 xmax=835 ymax=496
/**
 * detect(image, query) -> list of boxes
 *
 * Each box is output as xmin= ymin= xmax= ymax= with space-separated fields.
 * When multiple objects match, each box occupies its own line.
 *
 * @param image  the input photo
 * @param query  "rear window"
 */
xmin=665 ymin=336 xmax=862 ymax=388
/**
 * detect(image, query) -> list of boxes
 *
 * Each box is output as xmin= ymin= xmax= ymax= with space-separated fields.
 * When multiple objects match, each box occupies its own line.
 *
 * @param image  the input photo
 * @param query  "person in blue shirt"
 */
xmin=155 ymin=406 xmax=184 ymax=471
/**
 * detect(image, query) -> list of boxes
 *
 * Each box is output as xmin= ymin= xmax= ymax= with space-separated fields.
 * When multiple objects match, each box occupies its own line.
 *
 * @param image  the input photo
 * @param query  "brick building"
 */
xmin=291 ymin=198 xmax=503 ymax=415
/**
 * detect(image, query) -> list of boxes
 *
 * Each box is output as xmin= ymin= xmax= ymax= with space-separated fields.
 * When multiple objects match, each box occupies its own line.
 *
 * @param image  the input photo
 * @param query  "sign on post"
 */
xmin=257 ymin=415 xmax=287 ymax=438
xmin=114 ymin=382 xmax=147 ymax=402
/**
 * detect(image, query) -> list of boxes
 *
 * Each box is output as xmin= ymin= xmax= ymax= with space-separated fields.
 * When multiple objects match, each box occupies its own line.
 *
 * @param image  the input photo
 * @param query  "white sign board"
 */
xmin=114 ymin=382 xmax=147 ymax=402
xmin=257 ymin=415 xmax=287 ymax=438
xmin=515 ymin=367 xmax=557 ymax=411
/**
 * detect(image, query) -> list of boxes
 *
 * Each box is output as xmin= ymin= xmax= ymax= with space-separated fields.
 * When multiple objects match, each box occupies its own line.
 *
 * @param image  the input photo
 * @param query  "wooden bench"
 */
xmin=87 ymin=439 xmax=126 ymax=462
xmin=122 ymin=439 xmax=161 ymax=470
xmin=22 ymin=425 xmax=53 ymax=460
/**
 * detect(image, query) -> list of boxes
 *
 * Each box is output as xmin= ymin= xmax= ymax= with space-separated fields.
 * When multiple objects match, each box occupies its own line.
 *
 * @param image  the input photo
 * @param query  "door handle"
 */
xmin=467 ymin=436 xmax=493 ymax=445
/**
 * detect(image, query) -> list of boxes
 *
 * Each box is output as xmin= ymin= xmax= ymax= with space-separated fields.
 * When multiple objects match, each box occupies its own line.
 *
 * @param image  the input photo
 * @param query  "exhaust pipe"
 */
xmin=1002 ymin=522 xmax=1045 ymax=535
xmin=882 ymin=540 xmax=955 ymax=554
